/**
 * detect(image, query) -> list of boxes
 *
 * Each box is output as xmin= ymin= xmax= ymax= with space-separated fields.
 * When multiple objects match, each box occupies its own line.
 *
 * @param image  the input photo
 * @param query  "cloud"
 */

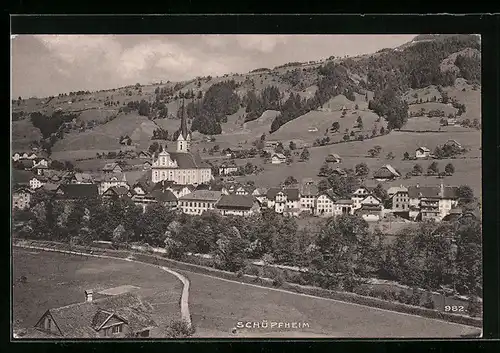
xmin=12 ymin=34 xmax=417 ymax=98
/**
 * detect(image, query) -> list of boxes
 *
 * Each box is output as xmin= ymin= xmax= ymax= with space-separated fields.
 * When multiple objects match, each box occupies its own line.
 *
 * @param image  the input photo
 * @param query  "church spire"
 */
xmin=180 ymin=99 xmax=188 ymax=140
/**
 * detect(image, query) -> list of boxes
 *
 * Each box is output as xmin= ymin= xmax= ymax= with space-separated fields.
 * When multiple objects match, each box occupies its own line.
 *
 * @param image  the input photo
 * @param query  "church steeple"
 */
xmin=177 ymin=99 xmax=191 ymax=153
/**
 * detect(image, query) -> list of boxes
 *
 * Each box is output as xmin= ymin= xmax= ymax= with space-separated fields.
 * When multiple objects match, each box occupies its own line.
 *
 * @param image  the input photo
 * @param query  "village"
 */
xmin=12 ymin=114 xmax=477 ymax=225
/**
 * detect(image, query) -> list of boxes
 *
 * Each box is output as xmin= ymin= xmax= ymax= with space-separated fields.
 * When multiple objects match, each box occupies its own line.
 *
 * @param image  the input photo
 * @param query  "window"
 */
xmin=112 ymin=324 xmax=123 ymax=334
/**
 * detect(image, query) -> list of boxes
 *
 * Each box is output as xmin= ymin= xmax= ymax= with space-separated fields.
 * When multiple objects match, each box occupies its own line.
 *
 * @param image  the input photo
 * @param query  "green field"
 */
xmin=184 ymin=270 xmax=479 ymax=338
xmin=12 ymin=248 xmax=183 ymax=337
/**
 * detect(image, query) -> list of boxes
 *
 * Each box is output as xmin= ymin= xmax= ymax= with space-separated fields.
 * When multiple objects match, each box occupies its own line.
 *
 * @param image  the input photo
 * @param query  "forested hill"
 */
xmin=12 ymin=34 xmax=481 ymax=153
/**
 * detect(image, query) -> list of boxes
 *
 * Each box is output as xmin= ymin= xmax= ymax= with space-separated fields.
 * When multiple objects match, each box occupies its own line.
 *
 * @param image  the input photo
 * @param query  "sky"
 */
xmin=11 ymin=34 xmax=416 ymax=99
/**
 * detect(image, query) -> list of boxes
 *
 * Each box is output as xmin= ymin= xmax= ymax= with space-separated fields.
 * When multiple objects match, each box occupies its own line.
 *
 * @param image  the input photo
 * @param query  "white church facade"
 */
xmin=151 ymin=110 xmax=212 ymax=185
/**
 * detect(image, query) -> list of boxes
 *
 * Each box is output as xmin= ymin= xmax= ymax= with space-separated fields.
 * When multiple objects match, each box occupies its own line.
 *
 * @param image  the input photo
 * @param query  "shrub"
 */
xmin=236 ymin=269 xmax=245 ymax=278
xmin=245 ymin=265 xmax=260 ymax=276
xmin=397 ymin=290 xmax=410 ymax=304
xmin=353 ymin=285 xmax=371 ymax=296
xmin=468 ymin=296 xmax=481 ymax=318
xmin=422 ymin=292 xmax=435 ymax=309
xmin=166 ymin=320 xmax=195 ymax=338
xmin=408 ymin=289 xmax=421 ymax=306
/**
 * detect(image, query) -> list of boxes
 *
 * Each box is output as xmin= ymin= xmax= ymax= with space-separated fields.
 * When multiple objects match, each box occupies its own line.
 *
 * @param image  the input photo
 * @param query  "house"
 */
xmin=334 ymin=199 xmax=354 ymax=216
xmin=252 ymin=187 xmax=268 ymax=205
xmin=102 ymin=186 xmax=133 ymax=201
xmin=210 ymin=184 xmax=230 ymax=195
xmin=96 ymin=173 xmax=129 ymax=195
xmin=71 ymin=173 xmax=94 ymax=184
xmin=308 ymin=127 xmax=318 ymax=132
xmin=235 ymin=184 xmax=256 ymax=196
xmin=299 ymin=180 xmax=318 ymax=214
xmin=389 ymin=186 xmax=410 ymax=214
xmin=151 ymin=181 xmax=194 ymax=199
xmin=102 ymin=163 xmax=123 ymax=174
xmin=215 ymin=194 xmax=260 ymax=217
xmin=12 ymin=185 xmax=33 ymax=210
xmin=143 ymin=161 xmax=152 ymax=171
xmin=415 ymin=147 xmax=431 ymax=159
xmin=119 ymin=135 xmax=132 ymax=145
xmin=29 ymin=176 xmax=47 ymax=190
xmin=56 ymin=184 xmax=99 ymax=200
xmin=351 ymin=186 xmax=373 ymax=210
xmin=266 ymin=188 xmax=300 ymax=214
xmin=12 ymin=169 xmax=34 ymax=187
xmin=27 ymin=291 xmax=156 ymax=338
xmin=373 ymin=164 xmax=401 ymax=181
xmin=355 ymin=203 xmax=383 ymax=222
xmin=271 ymin=153 xmax=287 ymax=165
xmin=447 ymin=117 xmax=457 ymax=126
xmin=264 ymin=140 xmax=280 ymax=149
xmin=132 ymin=181 xmax=153 ymax=196
xmin=33 ymin=158 xmax=49 ymax=168
xmin=147 ymin=189 xmax=178 ymax=209
xmin=407 ymin=183 xmax=459 ymax=221
xmin=219 ymin=162 xmax=238 ymax=176
xmin=315 ymin=191 xmax=336 ymax=217
xmin=15 ymin=159 xmax=34 ymax=171
xmin=138 ymin=151 xmax=152 ymax=159
xmin=178 ymin=190 xmax=223 ymax=215
xmin=444 ymin=139 xmax=462 ymax=149
xmin=325 ymin=153 xmax=342 ymax=163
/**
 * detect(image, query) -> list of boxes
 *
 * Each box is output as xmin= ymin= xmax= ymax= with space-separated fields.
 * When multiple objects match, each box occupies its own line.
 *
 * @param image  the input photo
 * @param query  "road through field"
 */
xmin=183 ymin=270 xmax=481 ymax=338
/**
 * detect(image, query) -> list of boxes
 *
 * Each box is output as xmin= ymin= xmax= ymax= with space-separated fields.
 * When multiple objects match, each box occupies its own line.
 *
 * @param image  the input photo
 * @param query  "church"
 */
xmin=151 ymin=110 xmax=212 ymax=185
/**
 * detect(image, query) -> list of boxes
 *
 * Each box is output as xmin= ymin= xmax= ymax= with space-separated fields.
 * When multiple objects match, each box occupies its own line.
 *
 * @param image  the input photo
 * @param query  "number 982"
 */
xmin=444 ymin=305 xmax=465 ymax=312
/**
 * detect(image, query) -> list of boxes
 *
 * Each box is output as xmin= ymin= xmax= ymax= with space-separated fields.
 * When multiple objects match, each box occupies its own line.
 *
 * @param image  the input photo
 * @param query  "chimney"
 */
xmin=85 ymin=290 xmax=93 ymax=302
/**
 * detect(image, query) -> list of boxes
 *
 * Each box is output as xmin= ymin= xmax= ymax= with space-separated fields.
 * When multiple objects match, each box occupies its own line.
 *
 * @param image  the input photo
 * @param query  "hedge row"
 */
xmin=13 ymin=240 xmax=482 ymax=328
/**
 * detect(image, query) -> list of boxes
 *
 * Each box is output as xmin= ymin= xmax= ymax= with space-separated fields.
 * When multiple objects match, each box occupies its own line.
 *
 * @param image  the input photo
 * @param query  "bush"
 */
xmin=422 ymin=292 xmax=435 ymax=309
xmin=353 ymin=285 xmax=372 ymax=296
xmin=244 ymin=265 xmax=260 ymax=277
xmin=468 ymin=297 xmax=481 ymax=318
xmin=166 ymin=320 xmax=195 ymax=338
xmin=408 ymin=289 xmax=421 ymax=306
xmin=397 ymin=290 xmax=410 ymax=304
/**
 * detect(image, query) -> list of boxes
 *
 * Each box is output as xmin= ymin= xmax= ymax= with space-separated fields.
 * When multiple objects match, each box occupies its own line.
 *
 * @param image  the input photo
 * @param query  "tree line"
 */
xmin=14 ymin=195 xmax=481 ymax=299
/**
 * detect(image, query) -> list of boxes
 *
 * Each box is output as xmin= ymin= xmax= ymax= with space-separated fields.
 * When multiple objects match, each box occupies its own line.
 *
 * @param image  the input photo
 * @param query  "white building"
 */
xmin=299 ymin=180 xmax=318 ymax=214
xmin=415 ymin=147 xmax=431 ymax=159
xmin=96 ymin=173 xmax=129 ymax=195
xmin=271 ymin=153 xmax=286 ymax=164
xmin=151 ymin=113 xmax=212 ymax=185
xmin=178 ymin=190 xmax=223 ymax=215
xmin=351 ymin=186 xmax=372 ymax=210
xmin=266 ymin=188 xmax=300 ymax=214
xmin=215 ymin=194 xmax=260 ymax=217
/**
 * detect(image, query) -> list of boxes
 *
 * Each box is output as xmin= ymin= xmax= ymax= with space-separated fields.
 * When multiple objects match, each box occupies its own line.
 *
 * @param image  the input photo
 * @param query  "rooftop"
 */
xmin=216 ymin=194 xmax=256 ymax=209
xmin=179 ymin=190 xmax=223 ymax=202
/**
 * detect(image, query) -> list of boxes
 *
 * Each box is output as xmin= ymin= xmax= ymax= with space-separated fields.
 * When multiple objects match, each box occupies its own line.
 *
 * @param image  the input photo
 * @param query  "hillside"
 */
xmin=12 ymin=34 xmax=481 ymax=164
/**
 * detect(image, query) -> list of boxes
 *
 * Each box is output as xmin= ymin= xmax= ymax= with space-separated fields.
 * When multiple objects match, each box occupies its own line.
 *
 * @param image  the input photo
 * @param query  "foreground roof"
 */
xmin=216 ymin=194 xmax=256 ymax=209
xmin=179 ymin=190 xmax=222 ymax=201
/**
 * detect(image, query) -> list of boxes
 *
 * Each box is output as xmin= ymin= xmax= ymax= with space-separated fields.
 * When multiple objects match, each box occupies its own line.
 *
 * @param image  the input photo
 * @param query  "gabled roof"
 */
xmin=216 ymin=194 xmax=257 ymax=209
xmin=300 ymin=183 xmax=319 ymax=196
xmin=148 ymin=189 xmax=177 ymax=203
xmin=155 ymin=151 xmax=210 ymax=169
xmin=416 ymin=146 xmax=431 ymax=152
xmin=335 ymin=199 xmax=353 ymax=204
xmin=266 ymin=188 xmax=300 ymax=201
xmin=12 ymin=170 xmax=36 ymax=185
xmin=74 ymin=173 xmax=93 ymax=183
xmin=373 ymin=164 xmax=400 ymax=178
xmin=96 ymin=173 xmax=127 ymax=183
xmin=102 ymin=163 xmax=121 ymax=172
xmin=57 ymin=184 xmax=99 ymax=199
xmin=327 ymin=153 xmax=341 ymax=159
xmin=407 ymin=185 xmax=459 ymax=199
xmin=272 ymin=153 xmax=286 ymax=159
xmin=388 ymin=185 xmax=409 ymax=196
xmin=39 ymin=292 xmax=155 ymax=338
xmin=179 ymin=190 xmax=222 ymax=202
xmin=103 ymin=186 xmax=130 ymax=197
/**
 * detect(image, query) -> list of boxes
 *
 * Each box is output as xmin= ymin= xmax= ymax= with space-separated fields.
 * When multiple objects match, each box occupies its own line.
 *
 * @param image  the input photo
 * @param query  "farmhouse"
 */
xmin=444 ymin=139 xmax=462 ymax=149
xmin=178 ymin=190 xmax=223 ymax=215
xmin=215 ymin=194 xmax=260 ymax=217
xmin=143 ymin=161 xmax=152 ymax=170
xmin=252 ymin=187 xmax=268 ymax=204
xmin=415 ymin=147 xmax=431 ymax=159
xmin=96 ymin=173 xmax=129 ymax=195
xmin=102 ymin=163 xmax=123 ymax=174
xmin=138 ymin=151 xmax=152 ymax=159
xmin=266 ymin=188 xmax=300 ymax=214
xmin=271 ymin=153 xmax=287 ymax=164
xmin=235 ymin=184 xmax=256 ymax=196
xmin=325 ymin=153 xmax=342 ymax=163
xmin=28 ymin=291 xmax=156 ymax=338
xmin=70 ymin=173 xmax=94 ymax=184
xmin=102 ymin=186 xmax=134 ymax=202
xmin=373 ymin=164 xmax=401 ymax=181
xmin=151 ymin=180 xmax=194 ymax=199
xmin=12 ymin=185 xmax=33 ymax=210
xmin=147 ymin=189 xmax=178 ymax=209
xmin=56 ymin=184 xmax=99 ymax=200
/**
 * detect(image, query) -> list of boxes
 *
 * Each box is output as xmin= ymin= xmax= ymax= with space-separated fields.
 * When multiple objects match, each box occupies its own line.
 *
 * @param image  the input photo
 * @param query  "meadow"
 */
xmin=13 ymin=248 xmax=182 ymax=337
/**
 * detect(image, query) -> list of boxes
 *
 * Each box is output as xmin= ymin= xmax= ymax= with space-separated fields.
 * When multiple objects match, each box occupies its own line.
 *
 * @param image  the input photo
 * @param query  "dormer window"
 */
xmin=112 ymin=324 xmax=123 ymax=334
